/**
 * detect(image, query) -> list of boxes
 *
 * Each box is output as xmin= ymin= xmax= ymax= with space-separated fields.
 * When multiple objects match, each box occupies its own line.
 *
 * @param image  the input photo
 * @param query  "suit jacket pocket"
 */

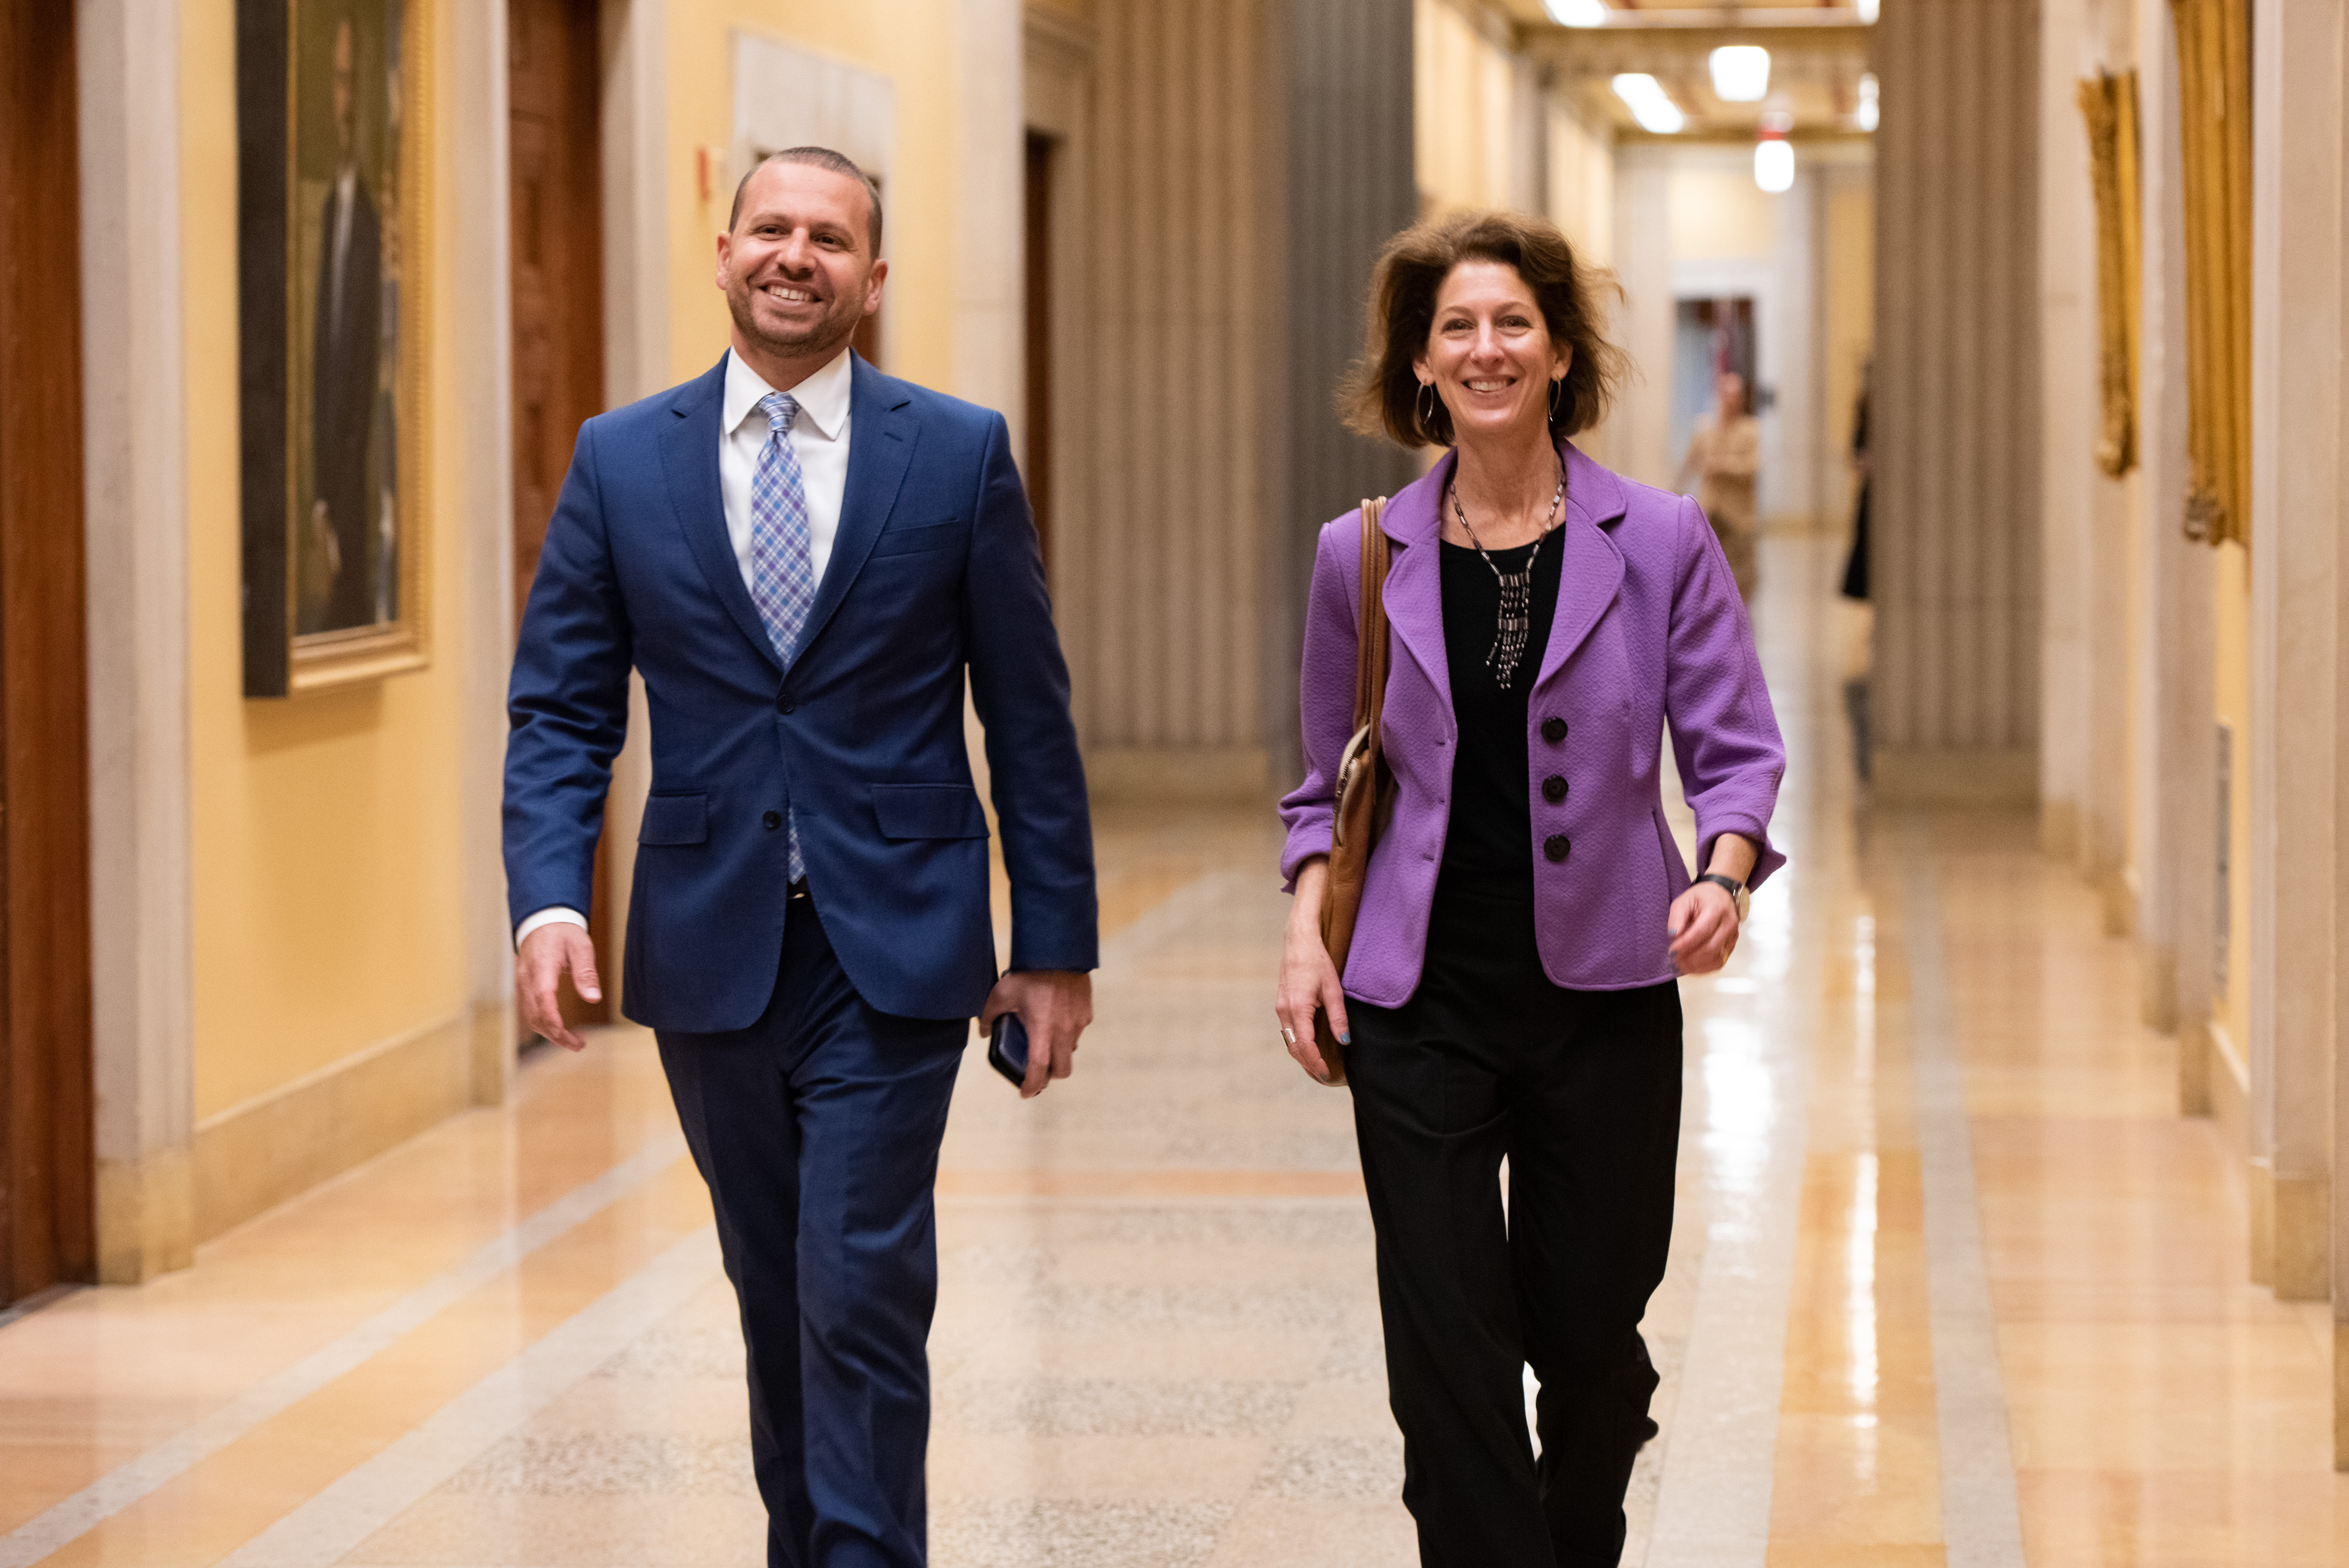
xmin=640 ymin=792 xmax=709 ymax=845
xmin=870 ymin=782 xmax=988 ymax=840
xmin=869 ymin=520 xmax=961 ymax=558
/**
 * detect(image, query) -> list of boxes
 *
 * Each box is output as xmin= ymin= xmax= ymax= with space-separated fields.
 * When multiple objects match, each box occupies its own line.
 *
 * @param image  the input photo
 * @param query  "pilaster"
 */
xmin=77 ymin=0 xmax=193 ymax=1283
xmin=2247 ymin=0 xmax=2340 ymax=1302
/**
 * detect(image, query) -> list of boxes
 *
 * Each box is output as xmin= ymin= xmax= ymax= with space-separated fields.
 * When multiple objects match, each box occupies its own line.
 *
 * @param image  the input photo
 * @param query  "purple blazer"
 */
xmin=1279 ymin=441 xmax=1786 ymax=1003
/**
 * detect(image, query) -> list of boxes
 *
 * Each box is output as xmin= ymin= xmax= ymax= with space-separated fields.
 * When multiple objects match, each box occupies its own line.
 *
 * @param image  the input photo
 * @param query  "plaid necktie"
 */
xmin=749 ymin=391 xmax=814 ymax=881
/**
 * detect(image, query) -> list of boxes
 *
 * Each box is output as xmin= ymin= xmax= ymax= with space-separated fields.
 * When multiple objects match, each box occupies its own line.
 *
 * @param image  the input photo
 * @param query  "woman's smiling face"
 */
xmin=1415 ymin=259 xmax=1571 ymax=445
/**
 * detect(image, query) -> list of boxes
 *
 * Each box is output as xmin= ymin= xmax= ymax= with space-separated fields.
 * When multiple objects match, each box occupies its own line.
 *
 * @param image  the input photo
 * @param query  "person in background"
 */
xmin=1274 ymin=210 xmax=1786 ymax=1567
xmin=1840 ymin=365 xmax=1872 ymax=601
xmin=1676 ymin=369 xmax=1762 ymax=602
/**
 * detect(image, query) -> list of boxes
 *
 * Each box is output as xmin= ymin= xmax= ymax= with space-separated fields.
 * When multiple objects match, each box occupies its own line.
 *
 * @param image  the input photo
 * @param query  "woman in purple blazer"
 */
xmin=1274 ymin=211 xmax=1785 ymax=1566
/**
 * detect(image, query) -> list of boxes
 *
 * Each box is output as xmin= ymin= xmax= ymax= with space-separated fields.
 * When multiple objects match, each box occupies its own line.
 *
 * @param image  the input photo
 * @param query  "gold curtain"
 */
xmin=2078 ymin=72 xmax=2142 ymax=477
xmin=2170 ymin=0 xmax=2253 ymax=546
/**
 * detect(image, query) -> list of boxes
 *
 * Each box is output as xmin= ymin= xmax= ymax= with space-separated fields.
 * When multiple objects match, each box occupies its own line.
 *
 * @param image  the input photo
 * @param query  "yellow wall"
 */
xmin=1416 ymin=0 xmax=1517 ymax=214
xmin=1546 ymin=97 xmax=1614 ymax=264
xmin=184 ymin=0 xmax=472 ymax=1123
xmin=665 ymin=2 xmax=966 ymax=392
xmin=1822 ymin=170 xmax=1875 ymax=525
xmin=1669 ymin=164 xmax=1776 ymax=261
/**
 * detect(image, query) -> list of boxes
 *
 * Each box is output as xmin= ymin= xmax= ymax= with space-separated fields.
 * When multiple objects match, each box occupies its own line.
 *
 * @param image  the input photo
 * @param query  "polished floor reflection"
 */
xmin=1 ymin=536 xmax=2341 ymax=1566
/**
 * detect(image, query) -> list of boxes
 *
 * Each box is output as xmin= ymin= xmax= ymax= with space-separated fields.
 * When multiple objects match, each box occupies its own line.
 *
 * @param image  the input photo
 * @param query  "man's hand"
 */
xmin=979 ymin=970 xmax=1093 ymax=1099
xmin=517 ymin=923 xmax=603 ymax=1052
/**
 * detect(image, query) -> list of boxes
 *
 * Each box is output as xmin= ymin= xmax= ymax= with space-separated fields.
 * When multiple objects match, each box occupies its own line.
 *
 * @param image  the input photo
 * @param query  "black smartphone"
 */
xmin=987 ymin=1012 xmax=1031 ymax=1088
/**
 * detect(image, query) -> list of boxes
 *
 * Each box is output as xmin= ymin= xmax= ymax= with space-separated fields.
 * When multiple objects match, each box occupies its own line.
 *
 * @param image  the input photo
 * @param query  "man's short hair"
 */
xmin=729 ymin=147 xmax=884 ymax=257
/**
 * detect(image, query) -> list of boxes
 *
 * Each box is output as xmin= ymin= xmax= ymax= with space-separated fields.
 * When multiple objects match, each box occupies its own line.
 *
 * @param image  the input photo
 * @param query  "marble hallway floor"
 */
xmin=5 ymin=534 xmax=2345 ymax=1567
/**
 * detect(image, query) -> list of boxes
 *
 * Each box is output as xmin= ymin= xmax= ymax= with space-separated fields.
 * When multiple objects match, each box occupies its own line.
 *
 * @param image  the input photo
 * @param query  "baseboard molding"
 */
xmin=1086 ymin=745 xmax=1270 ymax=806
xmin=96 ymin=1145 xmax=194 ymax=1284
xmin=2205 ymin=1020 xmax=2248 ymax=1152
xmin=192 ymin=1012 xmax=472 ymax=1243
xmin=2335 ymin=1325 xmax=2349 ymax=1471
xmin=2040 ymin=797 xmax=2079 ymax=859
xmin=1873 ymin=748 xmax=2037 ymax=805
xmin=2270 ymin=1171 xmax=2330 ymax=1301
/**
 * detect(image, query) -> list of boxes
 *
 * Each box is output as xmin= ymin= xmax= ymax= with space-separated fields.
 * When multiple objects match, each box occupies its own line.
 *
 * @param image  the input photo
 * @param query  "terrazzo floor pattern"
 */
xmin=3 ymin=536 xmax=2342 ymax=1566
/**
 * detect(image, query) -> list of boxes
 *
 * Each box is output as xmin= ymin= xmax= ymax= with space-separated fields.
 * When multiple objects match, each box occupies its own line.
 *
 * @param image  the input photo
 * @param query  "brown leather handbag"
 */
xmin=1314 ymin=497 xmax=1394 ymax=1086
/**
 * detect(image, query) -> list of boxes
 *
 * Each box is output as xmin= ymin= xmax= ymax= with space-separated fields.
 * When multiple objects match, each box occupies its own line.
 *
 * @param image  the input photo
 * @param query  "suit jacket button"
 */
xmin=1543 ymin=833 xmax=1571 ymax=863
xmin=762 ymin=810 xmax=783 ymax=830
xmin=1542 ymin=774 xmax=1568 ymax=803
xmin=776 ymin=694 xmax=796 ymax=714
xmin=1542 ymin=716 xmax=1568 ymax=743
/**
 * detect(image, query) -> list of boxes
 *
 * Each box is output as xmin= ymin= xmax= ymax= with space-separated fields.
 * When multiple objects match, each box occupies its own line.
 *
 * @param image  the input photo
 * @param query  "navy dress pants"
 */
xmin=1346 ymin=882 xmax=1683 ymax=1568
xmin=657 ymin=897 xmax=966 ymax=1568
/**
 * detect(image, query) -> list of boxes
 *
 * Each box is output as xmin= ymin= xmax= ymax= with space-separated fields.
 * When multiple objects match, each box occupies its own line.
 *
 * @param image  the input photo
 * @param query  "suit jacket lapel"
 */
xmin=658 ymin=356 xmax=783 ymax=673
xmin=1532 ymin=440 xmax=1628 ymax=690
xmin=792 ymin=355 xmax=918 ymax=664
xmin=1379 ymin=454 xmax=1452 ymax=725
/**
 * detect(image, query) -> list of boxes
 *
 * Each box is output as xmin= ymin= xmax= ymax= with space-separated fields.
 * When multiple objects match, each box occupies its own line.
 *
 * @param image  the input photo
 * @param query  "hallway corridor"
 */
xmin=1 ymin=537 xmax=2340 ymax=1566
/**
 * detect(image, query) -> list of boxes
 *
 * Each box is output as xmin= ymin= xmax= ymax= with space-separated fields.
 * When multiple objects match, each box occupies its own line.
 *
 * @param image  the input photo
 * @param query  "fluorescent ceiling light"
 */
xmin=1709 ymin=46 xmax=1771 ymax=103
xmin=1857 ymin=0 xmax=1881 ymax=21
xmin=1611 ymin=73 xmax=1685 ymax=135
xmin=1754 ymin=139 xmax=1795 ymax=194
xmin=1855 ymin=72 xmax=1880 ymax=132
xmin=1545 ymin=0 xmax=1610 ymax=25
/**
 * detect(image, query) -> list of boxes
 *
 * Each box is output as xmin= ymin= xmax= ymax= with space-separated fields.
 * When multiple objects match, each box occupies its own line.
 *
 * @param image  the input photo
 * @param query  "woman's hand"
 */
xmin=1274 ymin=858 xmax=1347 ymax=1082
xmin=1667 ymin=880 xmax=1740 ymax=975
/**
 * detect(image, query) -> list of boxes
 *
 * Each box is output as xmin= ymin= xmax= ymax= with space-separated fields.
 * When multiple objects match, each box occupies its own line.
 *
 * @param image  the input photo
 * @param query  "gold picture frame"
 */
xmin=238 ymin=0 xmax=431 ymax=695
xmin=2170 ymin=0 xmax=2252 ymax=547
xmin=2078 ymin=70 xmax=2142 ymax=479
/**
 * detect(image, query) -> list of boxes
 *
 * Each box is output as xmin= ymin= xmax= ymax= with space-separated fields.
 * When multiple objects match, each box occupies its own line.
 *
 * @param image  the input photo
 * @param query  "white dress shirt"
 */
xmin=516 ymin=346 xmax=856 ymax=950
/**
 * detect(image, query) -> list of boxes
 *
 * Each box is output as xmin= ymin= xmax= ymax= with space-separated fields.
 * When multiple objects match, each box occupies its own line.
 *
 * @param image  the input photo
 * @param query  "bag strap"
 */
xmin=1353 ymin=498 xmax=1392 ymax=735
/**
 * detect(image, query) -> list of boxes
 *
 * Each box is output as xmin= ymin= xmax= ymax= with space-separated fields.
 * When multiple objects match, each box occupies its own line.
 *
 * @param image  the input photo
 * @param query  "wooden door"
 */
xmin=1023 ymin=131 xmax=1055 ymax=571
xmin=510 ymin=0 xmax=611 ymax=1029
xmin=0 ymin=0 xmax=96 ymax=1305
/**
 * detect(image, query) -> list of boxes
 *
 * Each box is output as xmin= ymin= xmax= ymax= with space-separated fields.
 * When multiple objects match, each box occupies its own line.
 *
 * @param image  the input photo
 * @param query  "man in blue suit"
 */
xmin=503 ymin=146 xmax=1096 ymax=1567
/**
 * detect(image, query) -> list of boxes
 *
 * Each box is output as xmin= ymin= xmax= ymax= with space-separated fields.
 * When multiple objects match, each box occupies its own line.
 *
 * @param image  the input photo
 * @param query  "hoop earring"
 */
xmin=1548 ymin=378 xmax=1564 ymax=424
xmin=1418 ymin=380 xmax=1440 ymax=435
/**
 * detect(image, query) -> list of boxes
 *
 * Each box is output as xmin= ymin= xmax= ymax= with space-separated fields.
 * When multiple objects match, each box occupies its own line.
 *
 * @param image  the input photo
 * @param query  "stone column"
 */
xmin=1870 ymin=0 xmax=2042 ymax=800
xmin=2246 ymin=0 xmax=2339 ymax=1301
xmin=77 ymin=0 xmax=193 ymax=1283
xmin=2136 ymin=0 xmax=2216 ymax=1082
xmin=451 ymin=0 xmax=517 ymax=1104
xmin=1274 ymin=0 xmax=1421 ymax=782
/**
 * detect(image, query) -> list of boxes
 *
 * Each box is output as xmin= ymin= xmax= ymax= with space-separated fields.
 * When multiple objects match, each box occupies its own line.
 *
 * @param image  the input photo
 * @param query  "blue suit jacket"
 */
xmin=503 ymin=354 xmax=1098 ymax=1030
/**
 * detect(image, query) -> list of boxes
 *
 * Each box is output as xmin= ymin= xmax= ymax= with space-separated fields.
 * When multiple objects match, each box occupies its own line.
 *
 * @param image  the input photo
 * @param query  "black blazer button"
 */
xmin=1542 ymin=775 xmax=1568 ymax=803
xmin=776 ymin=694 xmax=796 ymax=714
xmin=1542 ymin=716 xmax=1568 ymax=743
xmin=1543 ymin=834 xmax=1571 ymax=863
xmin=762 ymin=810 xmax=783 ymax=830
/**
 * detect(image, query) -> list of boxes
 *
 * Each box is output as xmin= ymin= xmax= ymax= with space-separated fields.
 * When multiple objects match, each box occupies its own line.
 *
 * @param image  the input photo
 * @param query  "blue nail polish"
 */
xmin=1337 ymin=1031 xmax=1352 ymax=1045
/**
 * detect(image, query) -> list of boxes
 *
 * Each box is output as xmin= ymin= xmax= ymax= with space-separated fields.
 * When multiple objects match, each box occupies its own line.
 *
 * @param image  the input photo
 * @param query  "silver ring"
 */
xmin=1280 ymin=1027 xmax=1298 ymax=1047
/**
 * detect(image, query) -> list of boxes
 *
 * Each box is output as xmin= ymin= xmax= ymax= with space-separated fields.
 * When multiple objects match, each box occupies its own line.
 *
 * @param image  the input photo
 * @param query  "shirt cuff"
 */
xmin=514 ymin=906 xmax=589 ymax=950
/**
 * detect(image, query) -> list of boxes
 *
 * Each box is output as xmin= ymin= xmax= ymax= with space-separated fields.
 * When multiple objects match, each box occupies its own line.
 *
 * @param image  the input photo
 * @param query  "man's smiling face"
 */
xmin=715 ymin=160 xmax=886 ymax=366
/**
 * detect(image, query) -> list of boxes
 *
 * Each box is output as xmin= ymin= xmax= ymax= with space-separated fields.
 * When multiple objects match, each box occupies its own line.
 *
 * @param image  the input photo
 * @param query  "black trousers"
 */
xmin=1348 ymin=883 xmax=1682 ymax=1568
xmin=657 ymin=899 xmax=967 ymax=1568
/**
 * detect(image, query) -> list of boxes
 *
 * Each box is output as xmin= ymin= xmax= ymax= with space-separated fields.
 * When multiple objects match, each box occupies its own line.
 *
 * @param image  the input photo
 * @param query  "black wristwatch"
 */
xmin=1695 ymin=873 xmax=1749 ymax=922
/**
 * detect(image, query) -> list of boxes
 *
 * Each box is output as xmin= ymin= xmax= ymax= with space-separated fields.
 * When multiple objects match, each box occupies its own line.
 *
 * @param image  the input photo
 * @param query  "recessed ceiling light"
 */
xmin=1711 ymin=46 xmax=1771 ymax=104
xmin=1545 ymin=0 xmax=1610 ymax=25
xmin=1856 ymin=72 xmax=1880 ymax=132
xmin=1611 ymin=73 xmax=1686 ymax=136
xmin=1755 ymin=138 xmax=1795 ymax=194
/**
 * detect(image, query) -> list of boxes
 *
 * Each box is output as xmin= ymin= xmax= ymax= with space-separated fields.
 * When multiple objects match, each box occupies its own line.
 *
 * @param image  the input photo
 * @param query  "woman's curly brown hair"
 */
xmin=1341 ymin=210 xmax=1626 ymax=448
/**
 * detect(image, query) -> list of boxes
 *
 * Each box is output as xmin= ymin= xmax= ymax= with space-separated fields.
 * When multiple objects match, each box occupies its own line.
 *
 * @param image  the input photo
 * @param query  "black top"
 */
xmin=1436 ymin=529 xmax=1564 ymax=900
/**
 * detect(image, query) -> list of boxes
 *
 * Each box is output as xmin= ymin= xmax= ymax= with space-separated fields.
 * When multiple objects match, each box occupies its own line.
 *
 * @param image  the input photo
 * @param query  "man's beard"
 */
xmin=728 ymin=277 xmax=864 ymax=362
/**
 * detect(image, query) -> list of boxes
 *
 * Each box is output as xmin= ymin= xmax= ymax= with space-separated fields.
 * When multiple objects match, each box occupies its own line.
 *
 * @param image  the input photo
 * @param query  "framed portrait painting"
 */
xmin=237 ymin=0 xmax=429 ymax=696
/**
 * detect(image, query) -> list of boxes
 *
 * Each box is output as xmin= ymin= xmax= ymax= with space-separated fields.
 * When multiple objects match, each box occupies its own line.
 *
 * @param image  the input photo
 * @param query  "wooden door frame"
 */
xmin=0 ymin=0 xmax=97 ymax=1303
